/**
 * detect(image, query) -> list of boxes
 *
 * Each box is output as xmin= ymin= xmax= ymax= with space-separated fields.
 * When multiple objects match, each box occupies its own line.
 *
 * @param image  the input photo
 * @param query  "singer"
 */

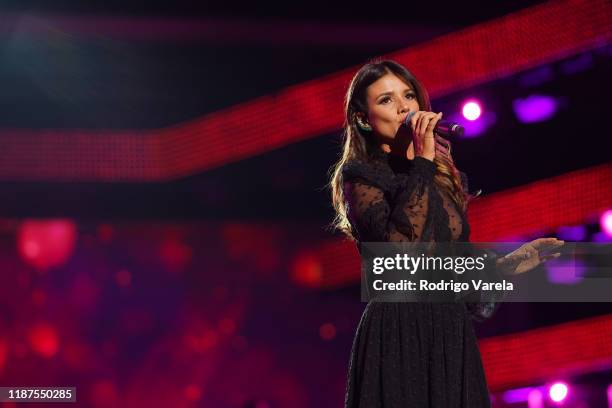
xmin=328 ymin=59 xmax=564 ymax=407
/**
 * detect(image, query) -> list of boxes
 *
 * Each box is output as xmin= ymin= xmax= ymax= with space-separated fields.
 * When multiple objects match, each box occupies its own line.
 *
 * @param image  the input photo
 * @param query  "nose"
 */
xmin=399 ymin=99 xmax=411 ymax=113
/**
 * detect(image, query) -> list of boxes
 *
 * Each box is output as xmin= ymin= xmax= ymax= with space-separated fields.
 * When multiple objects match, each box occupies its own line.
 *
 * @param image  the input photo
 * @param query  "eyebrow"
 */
xmin=376 ymin=89 xmax=415 ymax=99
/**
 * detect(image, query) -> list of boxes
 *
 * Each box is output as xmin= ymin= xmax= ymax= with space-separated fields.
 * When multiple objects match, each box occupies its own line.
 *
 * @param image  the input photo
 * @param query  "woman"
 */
xmin=328 ymin=59 xmax=564 ymax=407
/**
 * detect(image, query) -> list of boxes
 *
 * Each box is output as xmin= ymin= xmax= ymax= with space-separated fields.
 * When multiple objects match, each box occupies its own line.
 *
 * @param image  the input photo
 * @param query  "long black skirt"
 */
xmin=344 ymin=301 xmax=492 ymax=408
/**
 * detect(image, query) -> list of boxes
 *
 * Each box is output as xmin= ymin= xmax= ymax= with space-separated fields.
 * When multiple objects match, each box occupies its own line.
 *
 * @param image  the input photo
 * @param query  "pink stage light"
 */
xmin=503 ymin=386 xmax=538 ymax=404
xmin=462 ymin=100 xmax=482 ymax=121
xmin=546 ymin=259 xmax=584 ymax=285
xmin=600 ymin=209 xmax=612 ymax=237
xmin=593 ymin=231 xmax=612 ymax=242
xmin=28 ymin=322 xmax=60 ymax=358
xmin=557 ymin=225 xmax=587 ymax=241
xmin=549 ymin=382 xmax=569 ymax=403
xmin=17 ymin=219 xmax=77 ymax=271
xmin=528 ymin=389 xmax=544 ymax=408
xmin=513 ymin=94 xmax=559 ymax=123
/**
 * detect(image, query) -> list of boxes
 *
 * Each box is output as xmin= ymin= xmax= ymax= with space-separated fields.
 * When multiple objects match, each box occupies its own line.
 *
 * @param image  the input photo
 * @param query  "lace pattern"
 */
xmin=341 ymin=149 xmax=501 ymax=321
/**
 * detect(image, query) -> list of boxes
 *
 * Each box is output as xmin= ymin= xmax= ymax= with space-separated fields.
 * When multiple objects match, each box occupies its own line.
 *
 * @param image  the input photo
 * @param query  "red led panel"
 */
xmin=0 ymin=0 xmax=609 ymax=181
xmin=480 ymin=314 xmax=612 ymax=391
xmin=468 ymin=163 xmax=612 ymax=241
xmin=0 ymin=129 xmax=164 ymax=181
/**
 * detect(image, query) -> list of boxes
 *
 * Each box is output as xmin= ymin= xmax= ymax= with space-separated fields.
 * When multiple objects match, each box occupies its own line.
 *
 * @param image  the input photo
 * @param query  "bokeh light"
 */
xmin=556 ymin=225 xmax=587 ymax=241
xmin=549 ymin=382 xmax=569 ymax=403
xmin=319 ymin=323 xmax=337 ymax=341
xmin=17 ymin=219 xmax=77 ymax=271
xmin=513 ymin=94 xmax=558 ymax=123
xmin=462 ymin=100 xmax=482 ymax=121
xmin=291 ymin=251 xmax=322 ymax=287
xmin=599 ymin=209 xmax=612 ymax=237
xmin=28 ymin=322 xmax=59 ymax=358
xmin=528 ymin=389 xmax=544 ymax=408
xmin=546 ymin=259 xmax=584 ymax=285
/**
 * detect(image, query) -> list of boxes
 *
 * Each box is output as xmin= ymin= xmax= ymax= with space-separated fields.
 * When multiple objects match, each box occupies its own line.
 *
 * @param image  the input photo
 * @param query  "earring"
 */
xmin=357 ymin=119 xmax=372 ymax=132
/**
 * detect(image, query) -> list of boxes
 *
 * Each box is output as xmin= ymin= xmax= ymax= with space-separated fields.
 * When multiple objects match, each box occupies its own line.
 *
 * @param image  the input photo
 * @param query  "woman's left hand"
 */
xmin=496 ymin=238 xmax=565 ymax=276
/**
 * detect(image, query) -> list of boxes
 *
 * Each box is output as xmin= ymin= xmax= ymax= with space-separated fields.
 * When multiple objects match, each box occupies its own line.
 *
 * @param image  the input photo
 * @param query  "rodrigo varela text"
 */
xmin=373 ymin=279 xmax=513 ymax=292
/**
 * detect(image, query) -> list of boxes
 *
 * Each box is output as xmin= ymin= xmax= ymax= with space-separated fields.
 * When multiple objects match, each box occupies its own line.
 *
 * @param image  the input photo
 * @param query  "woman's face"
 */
xmin=360 ymin=72 xmax=420 ymax=142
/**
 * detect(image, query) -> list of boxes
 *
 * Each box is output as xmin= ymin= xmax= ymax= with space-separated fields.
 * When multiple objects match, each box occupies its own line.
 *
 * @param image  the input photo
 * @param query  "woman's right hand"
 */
xmin=407 ymin=111 xmax=443 ymax=161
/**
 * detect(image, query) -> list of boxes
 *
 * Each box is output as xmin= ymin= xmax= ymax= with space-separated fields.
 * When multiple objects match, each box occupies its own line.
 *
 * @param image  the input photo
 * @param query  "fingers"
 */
xmin=427 ymin=112 xmax=443 ymax=135
xmin=531 ymin=237 xmax=564 ymax=250
xmin=417 ymin=112 xmax=431 ymax=136
xmin=541 ymin=252 xmax=562 ymax=262
xmin=409 ymin=111 xmax=423 ymax=132
xmin=411 ymin=111 xmax=442 ymax=139
xmin=506 ymin=250 xmax=530 ymax=263
xmin=419 ymin=112 xmax=440 ymax=138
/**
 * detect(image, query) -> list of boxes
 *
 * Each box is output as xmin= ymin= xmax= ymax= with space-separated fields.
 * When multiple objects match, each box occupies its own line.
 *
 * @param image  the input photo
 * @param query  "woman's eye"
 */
xmin=380 ymin=93 xmax=415 ymax=104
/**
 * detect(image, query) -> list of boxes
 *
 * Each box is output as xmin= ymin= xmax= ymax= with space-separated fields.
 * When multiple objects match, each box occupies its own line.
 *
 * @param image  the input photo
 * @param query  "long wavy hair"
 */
xmin=328 ymin=59 xmax=477 ymax=241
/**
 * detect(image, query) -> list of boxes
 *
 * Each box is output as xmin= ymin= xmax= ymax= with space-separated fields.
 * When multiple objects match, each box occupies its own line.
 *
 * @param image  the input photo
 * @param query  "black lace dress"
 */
xmin=342 ymin=147 xmax=498 ymax=408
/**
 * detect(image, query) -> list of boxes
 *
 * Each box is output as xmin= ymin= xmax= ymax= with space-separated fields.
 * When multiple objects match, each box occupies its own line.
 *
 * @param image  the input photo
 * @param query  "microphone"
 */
xmin=403 ymin=112 xmax=464 ymax=138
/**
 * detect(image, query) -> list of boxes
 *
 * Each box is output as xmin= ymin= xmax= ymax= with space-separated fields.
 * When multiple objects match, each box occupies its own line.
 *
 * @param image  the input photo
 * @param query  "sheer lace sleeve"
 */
xmin=459 ymin=173 xmax=506 ymax=321
xmin=462 ymin=248 xmax=507 ymax=321
xmin=342 ymin=157 xmax=437 ymax=243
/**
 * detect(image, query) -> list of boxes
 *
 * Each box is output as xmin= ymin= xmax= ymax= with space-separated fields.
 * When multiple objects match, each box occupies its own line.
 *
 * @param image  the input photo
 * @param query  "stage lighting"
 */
xmin=549 ymin=382 xmax=569 ymax=403
xmin=592 ymin=232 xmax=612 ymax=243
xmin=513 ymin=94 xmax=558 ymax=124
xmin=546 ymin=259 xmax=584 ymax=285
xmin=503 ymin=386 xmax=538 ymax=404
xmin=17 ymin=219 xmax=77 ymax=271
xmin=528 ymin=389 xmax=544 ymax=408
xmin=600 ymin=209 xmax=612 ymax=237
xmin=462 ymin=100 xmax=482 ymax=121
xmin=319 ymin=323 xmax=337 ymax=340
xmin=556 ymin=225 xmax=587 ymax=241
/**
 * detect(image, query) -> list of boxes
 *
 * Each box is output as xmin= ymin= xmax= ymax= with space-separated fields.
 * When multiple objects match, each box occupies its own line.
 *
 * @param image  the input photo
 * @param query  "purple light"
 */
xmin=513 ymin=95 xmax=559 ymax=124
xmin=528 ymin=389 xmax=544 ymax=408
xmin=600 ymin=210 xmax=612 ymax=237
xmin=549 ymin=382 xmax=569 ymax=403
xmin=462 ymin=100 xmax=482 ymax=121
xmin=607 ymin=384 xmax=612 ymax=408
xmin=592 ymin=231 xmax=612 ymax=243
xmin=503 ymin=386 xmax=539 ymax=404
xmin=546 ymin=259 xmax=584 ymax=285
xmin=557 ymin=225 xmax=587 ymax=241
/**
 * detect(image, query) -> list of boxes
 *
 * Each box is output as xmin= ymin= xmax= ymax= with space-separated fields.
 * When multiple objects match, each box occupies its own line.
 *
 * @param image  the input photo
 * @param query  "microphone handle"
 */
xmin=434 ymin=120 xmax=464 ymax=138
